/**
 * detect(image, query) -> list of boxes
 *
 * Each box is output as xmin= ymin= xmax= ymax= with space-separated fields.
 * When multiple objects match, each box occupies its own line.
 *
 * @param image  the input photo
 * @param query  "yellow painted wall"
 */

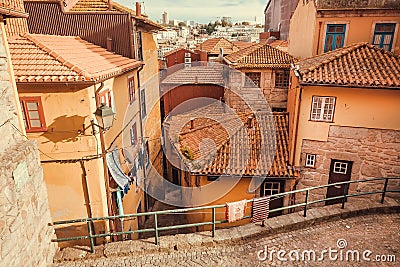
xmin=288 ymin=0 xmax=400 ymax=58
xmin=314 ymin=16 xmax=400 ymax=56
xmin=18 ymin=86 xmax=109 ymax=222
xmin=293 ymin=86 xmax=400 ymax=165
xmin=184 ymin=175 xmax=254 ymax=230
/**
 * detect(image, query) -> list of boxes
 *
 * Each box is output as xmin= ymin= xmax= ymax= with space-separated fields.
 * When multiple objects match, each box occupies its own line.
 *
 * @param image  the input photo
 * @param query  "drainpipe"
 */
xmin=291 ymin=85 xmax=302 ymax=166
xmin=93 ymin=82 xmax=117 ymax=240
xmin=80 ymin=160 xmax=96 ymax=245
xmin=136 ymin=64 xmax=149 ymax=211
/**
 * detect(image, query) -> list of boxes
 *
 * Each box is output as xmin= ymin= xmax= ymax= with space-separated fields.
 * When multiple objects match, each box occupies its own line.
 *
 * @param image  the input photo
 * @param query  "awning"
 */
xmin=106 ymin=149 xmax=131 ymax=189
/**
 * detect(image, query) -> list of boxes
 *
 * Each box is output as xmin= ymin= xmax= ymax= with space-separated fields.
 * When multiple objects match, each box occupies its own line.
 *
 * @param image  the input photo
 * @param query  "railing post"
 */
xmin=303 ymin=190 xmax=309 ymax=217
xmin=381 ymin=178 xmax=389 ymax=204
xmin=341 ymin=183 xmax=349 ymax=209
xmin=212 ymin=207 xmax=216 ymax=237
xmin=87 ymin=220 xmax=95 ymax=253
xmin=154 ymin=213 xmax=159 ymax=245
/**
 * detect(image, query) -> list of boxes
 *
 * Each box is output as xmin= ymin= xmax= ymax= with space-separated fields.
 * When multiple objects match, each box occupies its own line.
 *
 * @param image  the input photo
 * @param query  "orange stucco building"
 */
xmin=288 ymin=0 xmax=400 ymax=59
xmin=287 ymin=42 xmax=400 ymax=205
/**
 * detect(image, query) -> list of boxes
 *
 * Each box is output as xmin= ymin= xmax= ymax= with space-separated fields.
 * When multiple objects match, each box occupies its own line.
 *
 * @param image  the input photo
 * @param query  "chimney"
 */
xmin=190 ymin=118 xmax=195 ymax=130
xmin=136 ymin=2 xmax=142 ymax=17
xmin=106 ymin=37 xmax=113 ymax=52
xmin=108 ymin=0 xmax=112 ymax=11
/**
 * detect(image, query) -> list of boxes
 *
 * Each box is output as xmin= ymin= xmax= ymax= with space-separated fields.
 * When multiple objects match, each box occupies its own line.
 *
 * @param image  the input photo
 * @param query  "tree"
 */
xmin=242 ymin=21 xmax=250 ymax=26
xmin=178 ymin=22 xmax=186 ymax=27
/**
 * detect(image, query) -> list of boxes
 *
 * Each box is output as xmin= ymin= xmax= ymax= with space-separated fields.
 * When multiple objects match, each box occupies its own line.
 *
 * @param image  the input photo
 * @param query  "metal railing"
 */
xmin=51 ymin=177 xmax=400 ymax=252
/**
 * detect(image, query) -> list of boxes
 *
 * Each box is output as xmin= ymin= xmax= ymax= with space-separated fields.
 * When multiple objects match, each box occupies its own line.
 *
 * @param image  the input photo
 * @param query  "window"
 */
xmin=128 ymin=76 xmax=135 ymax=103
xmin=140 ymin=88 xmax=146 ymax=118
xmin=275 ymin=69 xmax=290 ymax=88
xmin=184 ymin=52 xmax=191 ymax=57
xmin=305 ymin=154 xmax=316 ymax=167
xmin=372 ymin=23 xmax=396 ymax=51
xmin=20 ymin=97 xmax=47 ymax=132
xmin=98 ymin=89 xmax=112 ymax=108
xmin=310 ymin=96 xmax=336 ymax=122
xmin=244 ymin=72 xmax=261 ymax=87
xmin=333 ymin=162 xmax=348 ymax=174
xmin=262 ymin=182 xmax=281 ymax=196
xmin=136 ymin=31 xmax=143 ymax=61
xmin=130 ymin=122 xmax=138 ymax=146
xmin=324 ymin=24 xmax=346 ymax=52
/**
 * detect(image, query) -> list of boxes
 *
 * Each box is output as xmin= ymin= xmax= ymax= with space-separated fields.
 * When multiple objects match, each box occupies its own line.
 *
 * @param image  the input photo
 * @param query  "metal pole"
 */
xmin=381 ymin=178 xmax=389 ymax=204
xmin=341 ymin=183 xmax=349 ymax=209
xmin=212 ymin=207 xmax=216 ymax=237
xmin=303 ymin=190 xmax=309 ymax=217
xmin=154 ymin=213 xmax=159 ymax=245
xmin=87 ymin=221 xmax=95 ymax=253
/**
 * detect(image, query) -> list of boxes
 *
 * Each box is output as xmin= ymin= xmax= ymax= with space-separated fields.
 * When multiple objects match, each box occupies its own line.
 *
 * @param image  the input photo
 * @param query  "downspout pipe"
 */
xmin=136 ymin=64 xmax=149 ymax=211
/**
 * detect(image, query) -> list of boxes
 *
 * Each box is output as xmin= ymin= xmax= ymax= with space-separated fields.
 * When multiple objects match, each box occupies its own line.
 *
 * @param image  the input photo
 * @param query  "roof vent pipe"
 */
xmin=108 ymin=0 xmax=112 ymax=11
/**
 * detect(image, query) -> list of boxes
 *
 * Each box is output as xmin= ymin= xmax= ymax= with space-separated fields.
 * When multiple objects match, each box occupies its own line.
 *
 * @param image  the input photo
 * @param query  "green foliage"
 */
xmin=180 ymin=146 xmax=194 ymax=160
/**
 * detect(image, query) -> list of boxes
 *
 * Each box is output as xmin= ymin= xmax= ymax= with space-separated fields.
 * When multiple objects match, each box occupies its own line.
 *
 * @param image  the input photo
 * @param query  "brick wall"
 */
xmin=0 ymin=20 xmax=57 ymax=266
xmin=298 ymin=125 xmax=400 ymax=203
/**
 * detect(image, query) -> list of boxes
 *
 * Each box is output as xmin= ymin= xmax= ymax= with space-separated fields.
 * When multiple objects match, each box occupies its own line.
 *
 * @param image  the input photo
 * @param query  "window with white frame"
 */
xmin=262 ymin=182 xmax=281 ymax=196
xmin=333 ymin=161 xmax=348 ymax=174
xmin=310 ymin=96 xmax=336 ymax=122
xmin=305 ymin=154 xmax=316 ymax=167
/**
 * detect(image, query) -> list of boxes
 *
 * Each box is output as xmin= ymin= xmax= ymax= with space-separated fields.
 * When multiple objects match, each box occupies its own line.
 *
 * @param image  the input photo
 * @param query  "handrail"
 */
xmin=50 ymin=177 xmax=400 ymax=252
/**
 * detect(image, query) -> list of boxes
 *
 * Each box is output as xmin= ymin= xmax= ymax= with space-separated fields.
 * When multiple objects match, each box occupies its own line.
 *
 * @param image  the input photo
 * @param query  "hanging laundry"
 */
xmin=226 ymin=200 xmax=247 ymax=223
xmin=251 ymin=196 xmax=270 ymax=223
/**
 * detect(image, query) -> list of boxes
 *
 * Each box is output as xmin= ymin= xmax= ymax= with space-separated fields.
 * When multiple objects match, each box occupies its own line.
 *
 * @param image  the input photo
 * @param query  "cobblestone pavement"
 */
xmin=55 ymin=213 xmax=399 ymax=267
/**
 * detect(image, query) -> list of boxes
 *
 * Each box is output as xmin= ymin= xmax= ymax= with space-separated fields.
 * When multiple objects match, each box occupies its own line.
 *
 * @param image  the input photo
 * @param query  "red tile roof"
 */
xmin=269 ymin=40 xmax=288 ymax=53
xmin=162 ymin=65 xmax=224 ymax=85
xmin=197 ymin=37 xmax=240 ymax=55
xmin=9 ymin=33 xmax=142 ymax=83
xmin=68 ymin=0 xmax=165 ymax=31
xmin=232 ymin=41 xmax=255 ymax=50
xmin=316 ymin=0 xmax=400 ymax=10
xmin=0 ymin=0 xmax=28 ymax=18
xmin=225 ymin=43 xmax=296 ymax=69
xmin=164 ymin=47 xmax=196 ymax=57
xmin=168 ymin=104 xmax=295 ymax=177
xmin=298 ymin=42 xmax=400 ymax=89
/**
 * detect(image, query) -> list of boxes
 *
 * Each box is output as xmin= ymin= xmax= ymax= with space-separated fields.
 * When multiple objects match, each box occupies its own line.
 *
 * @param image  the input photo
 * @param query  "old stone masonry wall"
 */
xmin=299 ymin=125 xmax=400 ymax=202
xmin=0 ymin=23 xmax=57 ymax=266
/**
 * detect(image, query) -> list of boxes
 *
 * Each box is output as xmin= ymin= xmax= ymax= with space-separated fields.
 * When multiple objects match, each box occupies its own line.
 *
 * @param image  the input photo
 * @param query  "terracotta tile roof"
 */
xmin=168 ymin=104 xmax=295 ymax=177
xmin=225 ymin=42 xmax=296 ymax=69
xmin=70 ymin=0 xmax=136 ymax=13
xmin=316 ymin=0 xmax=400 ymax=10
xmin=298 ymin=42 xmax=400 ymax=89
xmin=162 ymin=65 xmax=224 ymax=85
xmin=9 ymin=33 xmax=142 ymax=83
xmin=69 ymin=0 xmax=165 ymax=31
xmin=164 ymin=47 xmax=196 ymax=57
xmin=269 ymin=40 xmax=288 ymax=53
xmin=197 ymin=37 xmax=240 ymax=55
xmin=232 ymin=41 xmax=255 ymax=50
xmin=5 ymin=17 xmax=29 ymax=37
xmin=0 ymin=0 xmax=28 ymax=17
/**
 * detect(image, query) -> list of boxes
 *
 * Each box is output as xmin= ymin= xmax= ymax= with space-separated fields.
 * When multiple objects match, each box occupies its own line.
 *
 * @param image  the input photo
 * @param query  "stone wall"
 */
xmin=298 ymin=125 xmax=400 ymax=203
xmin=0 ymin=141 xmax=58 ymax=266
xmin=0 ymin=18 xmax=57 ymax=266
xmin=224 ymin=69 xmax=288 ymax=113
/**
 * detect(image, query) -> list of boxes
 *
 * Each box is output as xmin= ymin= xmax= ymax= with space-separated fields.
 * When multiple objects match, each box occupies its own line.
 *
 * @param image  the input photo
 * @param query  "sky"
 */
xmin=117 ymin=0 xmax=267 ymax=24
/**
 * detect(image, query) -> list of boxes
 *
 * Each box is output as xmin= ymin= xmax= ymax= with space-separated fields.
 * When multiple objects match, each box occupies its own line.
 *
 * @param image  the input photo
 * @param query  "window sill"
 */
xmin=308 ymin=119 xmax=334 ymax=123
xmin=26 ymin=128 xmax=48 ymax=133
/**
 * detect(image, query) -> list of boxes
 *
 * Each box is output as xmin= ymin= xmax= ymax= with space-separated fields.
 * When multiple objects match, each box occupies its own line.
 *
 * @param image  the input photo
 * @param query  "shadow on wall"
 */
xmin=41 ymin=115 xmax=87 ymax=143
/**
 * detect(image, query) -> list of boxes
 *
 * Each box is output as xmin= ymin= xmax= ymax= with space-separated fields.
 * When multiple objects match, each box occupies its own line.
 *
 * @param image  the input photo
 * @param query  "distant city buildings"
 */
xmin=156 ymin=12 xmax=264 ymax=59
